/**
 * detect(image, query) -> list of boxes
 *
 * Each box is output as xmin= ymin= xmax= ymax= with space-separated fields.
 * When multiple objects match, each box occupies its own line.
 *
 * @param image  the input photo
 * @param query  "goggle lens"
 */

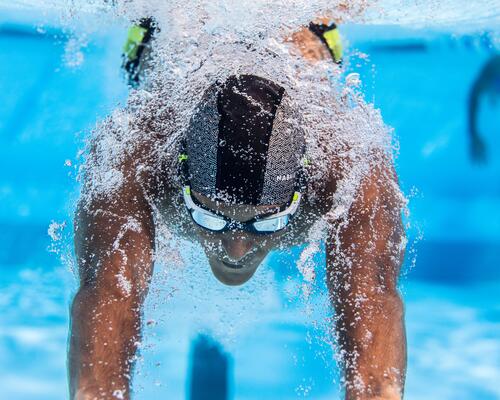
xmin=183 ymin=186 xmax=299 ymax=234
xmin=191 ymin=209 xmax=227 ymax=231
xmin=252 ymin=215 xmax=290 ymax=233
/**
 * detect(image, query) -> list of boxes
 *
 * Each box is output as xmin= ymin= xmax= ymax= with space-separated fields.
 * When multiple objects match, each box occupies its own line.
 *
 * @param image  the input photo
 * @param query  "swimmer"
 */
xmin=69 ymin=23 xmax=406 ymax=400
xmin=468 ymin=54 xmax=500 ymax=163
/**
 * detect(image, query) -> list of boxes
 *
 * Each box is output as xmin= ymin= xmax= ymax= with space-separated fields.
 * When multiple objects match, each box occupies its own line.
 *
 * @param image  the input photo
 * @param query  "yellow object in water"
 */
xmin=123 ymin=25 xmax=148 ymax=60
xmin=323 ymin=27 xmax=343 ymax=64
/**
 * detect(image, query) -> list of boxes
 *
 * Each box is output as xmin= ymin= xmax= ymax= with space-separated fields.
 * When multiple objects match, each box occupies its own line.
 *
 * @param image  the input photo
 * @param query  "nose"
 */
xmin=221 ymin=235 xmax=254 ymax=262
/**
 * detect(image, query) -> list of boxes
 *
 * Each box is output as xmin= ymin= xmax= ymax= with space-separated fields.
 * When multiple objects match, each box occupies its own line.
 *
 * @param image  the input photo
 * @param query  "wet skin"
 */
xmin=69 ymin=25 xmax=407 ymax=400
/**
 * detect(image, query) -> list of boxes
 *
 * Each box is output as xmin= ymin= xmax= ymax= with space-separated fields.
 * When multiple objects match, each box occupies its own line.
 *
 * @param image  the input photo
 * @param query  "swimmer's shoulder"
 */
xmin=301 ymin=152 xmax=341 ymax=217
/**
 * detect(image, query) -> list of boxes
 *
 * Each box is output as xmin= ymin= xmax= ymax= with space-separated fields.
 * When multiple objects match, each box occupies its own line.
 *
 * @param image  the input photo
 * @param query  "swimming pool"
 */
xmin=0 ymin=8 xmax=499 ymax=400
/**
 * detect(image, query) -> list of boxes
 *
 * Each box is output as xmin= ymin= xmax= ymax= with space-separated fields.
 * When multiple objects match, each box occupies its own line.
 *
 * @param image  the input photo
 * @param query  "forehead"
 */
xmin=192 ymin=190 xmax=281 ymax=222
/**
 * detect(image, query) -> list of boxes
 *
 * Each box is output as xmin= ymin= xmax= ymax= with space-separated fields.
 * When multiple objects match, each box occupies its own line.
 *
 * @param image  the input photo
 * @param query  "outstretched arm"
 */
xmin=326 ymin=163 xmax=406 ymax=400
xmin=68 ymin=127 xmax=158 ymax=399
xmin=69 ymin=185 xmax=155 ymax=399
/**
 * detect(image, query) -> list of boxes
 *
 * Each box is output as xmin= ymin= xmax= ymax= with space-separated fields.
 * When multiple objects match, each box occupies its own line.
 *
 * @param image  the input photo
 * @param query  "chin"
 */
xmin=208 ymin=258 xmax=260 ymax=286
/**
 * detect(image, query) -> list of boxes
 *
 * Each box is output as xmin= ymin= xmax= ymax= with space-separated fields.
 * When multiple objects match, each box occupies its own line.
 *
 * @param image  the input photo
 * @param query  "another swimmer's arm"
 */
xmin=468 ymin=77 xmax=487 ymax=162
xmin=326 ymin=163 xmax=406 ymax=400
xmin=469 ymin=80 xmax=480 ymax=137
xmin=69 ymin=180 xmax=155 ymax=399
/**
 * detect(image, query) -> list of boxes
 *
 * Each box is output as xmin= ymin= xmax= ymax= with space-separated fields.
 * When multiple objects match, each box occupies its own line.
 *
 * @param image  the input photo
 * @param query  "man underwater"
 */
xmin=69 ymin=19 xmax=407 ymax=400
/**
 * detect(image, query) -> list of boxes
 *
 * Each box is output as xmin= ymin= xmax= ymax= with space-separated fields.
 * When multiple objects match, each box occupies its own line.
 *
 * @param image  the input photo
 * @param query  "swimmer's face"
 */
xmin=192 ymin=191 xmax=286 ymax=286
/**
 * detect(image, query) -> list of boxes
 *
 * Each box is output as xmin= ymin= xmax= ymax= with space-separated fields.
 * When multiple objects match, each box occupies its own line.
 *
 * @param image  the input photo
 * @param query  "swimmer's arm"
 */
xmin=325 ymin=164 xmax=406 ymax=400
xmin=469 ymin=79 xmax=481 ymax=138
xmin=468 ymin=77 xmax=487 ymax=162
xmin=467 ymin=56 xmax=500 ymax=162
xmin=69 ymin=183 xmax=155 ymax=399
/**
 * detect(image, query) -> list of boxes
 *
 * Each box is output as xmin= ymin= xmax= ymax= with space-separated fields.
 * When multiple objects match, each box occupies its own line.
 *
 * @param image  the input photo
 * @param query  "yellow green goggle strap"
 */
xmin=123 ymin=25 xmax=148 ymax=61
xmin=322 ymin=27 xmax=343 ymax=64
xmin=308 ymin=21 xmax=343 ymax=64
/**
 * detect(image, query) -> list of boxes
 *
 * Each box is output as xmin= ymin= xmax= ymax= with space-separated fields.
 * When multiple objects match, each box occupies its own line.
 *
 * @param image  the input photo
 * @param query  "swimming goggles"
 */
xmin=182 ymin=186 xmax=301 ymax=234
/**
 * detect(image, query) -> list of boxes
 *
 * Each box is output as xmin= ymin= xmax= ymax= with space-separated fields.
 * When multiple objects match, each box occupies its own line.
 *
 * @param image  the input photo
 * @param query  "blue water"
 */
xmin=0 ymin=19 xmax=499 ymax=400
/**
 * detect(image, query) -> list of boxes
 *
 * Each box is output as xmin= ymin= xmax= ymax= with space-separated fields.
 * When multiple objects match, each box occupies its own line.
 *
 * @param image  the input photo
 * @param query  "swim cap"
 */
xmin=185 ymin=74 xmax=305 ymax=206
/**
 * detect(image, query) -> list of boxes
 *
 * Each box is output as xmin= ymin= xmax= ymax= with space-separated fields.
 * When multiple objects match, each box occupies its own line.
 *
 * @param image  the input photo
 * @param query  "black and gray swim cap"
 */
xmin=185 ymin=74 xmax=305 ymax=206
